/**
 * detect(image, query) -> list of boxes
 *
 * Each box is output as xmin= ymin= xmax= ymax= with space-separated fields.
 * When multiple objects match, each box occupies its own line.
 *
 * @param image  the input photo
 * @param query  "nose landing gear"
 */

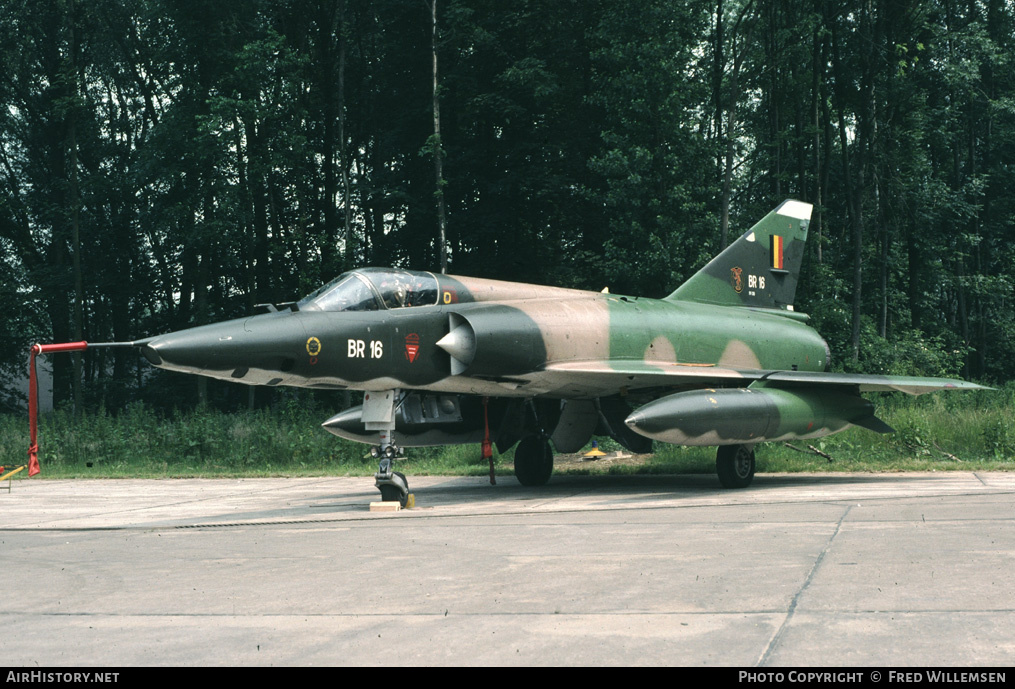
xmin=375 ymin=454 xmax=409 ymax=507
xmin=366 ymin=390 xmax=410 ymax=506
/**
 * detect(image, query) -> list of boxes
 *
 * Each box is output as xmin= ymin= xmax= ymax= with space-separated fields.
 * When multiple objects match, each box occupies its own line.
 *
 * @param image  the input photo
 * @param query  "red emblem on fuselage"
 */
xmin=404 ymin=333 xmax=420 ymax=363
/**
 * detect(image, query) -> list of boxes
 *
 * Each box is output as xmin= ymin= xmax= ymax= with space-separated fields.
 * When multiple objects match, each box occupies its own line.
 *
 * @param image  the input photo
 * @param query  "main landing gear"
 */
xmin=513 ymin=435 xmax=554 ymax=487
xmin=716 ymin=443 xmax=756 ymax=488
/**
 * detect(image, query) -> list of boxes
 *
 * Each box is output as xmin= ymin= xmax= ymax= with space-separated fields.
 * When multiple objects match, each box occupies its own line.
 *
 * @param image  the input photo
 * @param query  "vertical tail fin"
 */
xmin=668 ymin=200 xmax=811 ymax=310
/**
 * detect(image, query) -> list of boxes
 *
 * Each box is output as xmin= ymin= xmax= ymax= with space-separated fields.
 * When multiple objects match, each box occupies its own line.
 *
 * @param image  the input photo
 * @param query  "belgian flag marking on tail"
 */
xmin=666 ymin=199 xmax=810 ymax=309
xmin=771 ymin=235 xmax=784 ymax=270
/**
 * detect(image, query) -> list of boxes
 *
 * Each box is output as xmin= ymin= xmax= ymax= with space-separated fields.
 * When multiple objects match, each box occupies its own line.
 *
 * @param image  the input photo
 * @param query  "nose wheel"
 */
xmin=375 ymin=454 xmax=409 ymax=507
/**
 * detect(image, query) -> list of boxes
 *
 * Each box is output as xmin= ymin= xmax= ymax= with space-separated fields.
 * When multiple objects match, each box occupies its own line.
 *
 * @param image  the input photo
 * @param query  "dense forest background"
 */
xmin=1 ymin=0 xmax=1013 ymax=415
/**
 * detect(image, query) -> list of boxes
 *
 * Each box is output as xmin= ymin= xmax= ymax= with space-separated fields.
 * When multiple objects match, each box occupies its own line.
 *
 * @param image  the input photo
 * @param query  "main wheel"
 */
xmin=514 ymin=436 xmax=554 ymax=486
xmin=716 ymin=444 xmax=756 ymax=488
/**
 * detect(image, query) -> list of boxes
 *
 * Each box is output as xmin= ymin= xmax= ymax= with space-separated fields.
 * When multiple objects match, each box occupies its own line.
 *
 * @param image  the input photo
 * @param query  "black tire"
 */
xmin=514 ymin=436 xmax=554 ymax=486
xmin=379 ymin=472 xmax=409 ymax=506
xmin=716 ymin=444 xmax=756 ymax=488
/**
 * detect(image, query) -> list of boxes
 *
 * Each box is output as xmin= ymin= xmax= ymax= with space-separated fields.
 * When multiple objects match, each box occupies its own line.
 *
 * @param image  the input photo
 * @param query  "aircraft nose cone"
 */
xmin=143 ymin=315 xmax=305 ymax=376
xmin=143 ymin=320 xmax=245 ymax=373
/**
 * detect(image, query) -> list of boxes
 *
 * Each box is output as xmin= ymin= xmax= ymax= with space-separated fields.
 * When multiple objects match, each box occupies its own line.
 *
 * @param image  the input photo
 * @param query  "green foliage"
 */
xmin=3 ymin=388 xmax=1013 ymax=479
xmin=982 ymin=420 xmax=1015 ymax=460
xmin=891 ymin=416 xmax=934 ymax=457
xmin=0 ymin=402 xmax=370 ymax=477
xmin=859 ymin=327 xmax=969 ymax=378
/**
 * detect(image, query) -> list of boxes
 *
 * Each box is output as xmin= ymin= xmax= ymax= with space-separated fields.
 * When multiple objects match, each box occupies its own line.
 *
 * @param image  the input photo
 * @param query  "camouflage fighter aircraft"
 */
xmin=133 ymin=200 xmax=984 ymax=503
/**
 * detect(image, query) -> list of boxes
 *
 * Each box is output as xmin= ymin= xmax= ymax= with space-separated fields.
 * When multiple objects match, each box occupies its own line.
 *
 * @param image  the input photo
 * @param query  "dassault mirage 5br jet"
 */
xmin=129 ymin=200 xmax=983 ymax=503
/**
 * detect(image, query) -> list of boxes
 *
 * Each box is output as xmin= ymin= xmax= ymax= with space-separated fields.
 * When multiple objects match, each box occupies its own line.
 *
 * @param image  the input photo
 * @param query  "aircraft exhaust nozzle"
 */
xmin=625 ymin=387 xmax=885 ymax=446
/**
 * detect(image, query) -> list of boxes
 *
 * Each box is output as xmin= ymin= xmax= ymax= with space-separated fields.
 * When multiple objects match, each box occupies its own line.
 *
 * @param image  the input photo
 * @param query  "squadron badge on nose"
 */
xmin=404 ymin=333 xmax=420 ymax=363
xmin=306 ymin=336 xmax=322 ymax=364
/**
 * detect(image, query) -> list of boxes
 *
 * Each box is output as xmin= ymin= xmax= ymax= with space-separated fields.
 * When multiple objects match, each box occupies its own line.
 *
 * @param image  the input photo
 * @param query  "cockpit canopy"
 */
xmin=298 ymin=268 xmax=440 ymax=312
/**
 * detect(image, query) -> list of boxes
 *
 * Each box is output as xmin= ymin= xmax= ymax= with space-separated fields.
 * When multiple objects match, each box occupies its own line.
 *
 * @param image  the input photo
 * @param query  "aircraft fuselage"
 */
xmin=142 ymin=275 xmax=830 ymax=400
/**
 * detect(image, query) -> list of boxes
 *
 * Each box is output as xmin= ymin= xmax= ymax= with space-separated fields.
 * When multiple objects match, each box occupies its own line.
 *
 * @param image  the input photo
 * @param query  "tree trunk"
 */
xmin=432 ymin=0 xmax=448 ymax=273
xmin=830 ymin=16 xmax=865 ymax=364
xmin=339 ymin=4 xmax=353 ymax=267
xmin=66 ymin=0 xmax=84 ymax=415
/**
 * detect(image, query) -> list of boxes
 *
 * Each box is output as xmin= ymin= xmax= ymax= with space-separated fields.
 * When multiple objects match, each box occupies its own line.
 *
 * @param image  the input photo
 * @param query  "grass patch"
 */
xmin=2 ymin=386 xmax=1013 ymax=480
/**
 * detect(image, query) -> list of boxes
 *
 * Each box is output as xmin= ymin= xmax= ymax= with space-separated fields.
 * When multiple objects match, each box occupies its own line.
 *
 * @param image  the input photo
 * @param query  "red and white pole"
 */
xmin=27 ymin=342 xmax=89 ymax=476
